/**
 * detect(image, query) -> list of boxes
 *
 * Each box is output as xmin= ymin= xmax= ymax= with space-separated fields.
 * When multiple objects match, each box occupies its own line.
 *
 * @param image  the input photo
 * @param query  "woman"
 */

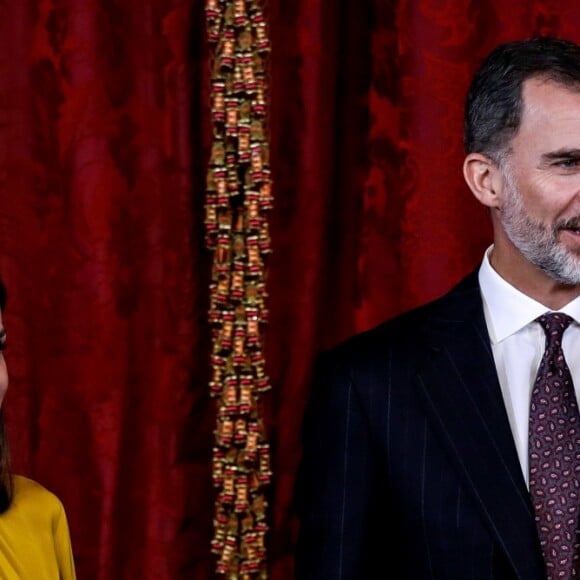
xmin=0 ymin=281 xmax=76 ymax=578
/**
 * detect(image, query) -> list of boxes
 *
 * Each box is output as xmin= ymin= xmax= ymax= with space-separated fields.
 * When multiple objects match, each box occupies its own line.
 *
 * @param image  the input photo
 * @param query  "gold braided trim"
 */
xmin=205 ymin=1 xmax=272 ymax=577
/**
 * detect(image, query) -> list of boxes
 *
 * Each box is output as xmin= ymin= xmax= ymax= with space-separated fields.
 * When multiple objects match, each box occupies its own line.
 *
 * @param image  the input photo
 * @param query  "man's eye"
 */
xmin=0 ymin=343 xmax=7 ymax=352
xmin=557 ymin=158 xmax=580 ymax=168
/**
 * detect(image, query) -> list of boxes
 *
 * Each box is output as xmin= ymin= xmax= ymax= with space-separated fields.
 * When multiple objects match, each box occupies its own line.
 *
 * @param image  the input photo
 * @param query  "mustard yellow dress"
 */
xmin=0 ymin=475 xmax=76 ymax=579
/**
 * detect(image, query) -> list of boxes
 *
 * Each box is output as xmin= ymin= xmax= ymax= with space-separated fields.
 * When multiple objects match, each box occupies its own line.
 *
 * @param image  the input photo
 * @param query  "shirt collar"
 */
xmin=478 ymin=245 xmax=580 ymax=344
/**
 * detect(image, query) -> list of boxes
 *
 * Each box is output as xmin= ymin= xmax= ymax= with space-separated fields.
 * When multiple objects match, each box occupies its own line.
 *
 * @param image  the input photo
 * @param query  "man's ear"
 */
xmin=463 ymin=153 xmax=503 ymax=209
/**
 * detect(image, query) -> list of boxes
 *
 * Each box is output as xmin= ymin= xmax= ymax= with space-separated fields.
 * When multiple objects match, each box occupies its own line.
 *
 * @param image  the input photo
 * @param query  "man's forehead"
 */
xmin=522 ymin=76 xmax=580 ymax=100
xmin=520 ymin=77 xmax=580 ymax=118
xmin=511 ymin=77 xmax=580 ymax=155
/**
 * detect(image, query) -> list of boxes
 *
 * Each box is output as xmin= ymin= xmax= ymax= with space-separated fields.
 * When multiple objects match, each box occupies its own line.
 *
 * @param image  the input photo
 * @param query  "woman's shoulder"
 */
xmin=0 ymin=477 xmax=76 ymax=579
xmin=11 ymin=475 xmax=65 ymax=516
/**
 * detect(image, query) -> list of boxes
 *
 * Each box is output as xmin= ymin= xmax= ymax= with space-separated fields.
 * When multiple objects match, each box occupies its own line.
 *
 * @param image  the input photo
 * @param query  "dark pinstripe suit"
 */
xmin=295 ymin=271 xmax=546 ymax=579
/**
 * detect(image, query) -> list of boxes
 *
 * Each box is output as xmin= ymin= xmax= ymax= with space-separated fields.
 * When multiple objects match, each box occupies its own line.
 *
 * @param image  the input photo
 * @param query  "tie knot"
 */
xmin=536 ymin=312 xmax=574 ymax=344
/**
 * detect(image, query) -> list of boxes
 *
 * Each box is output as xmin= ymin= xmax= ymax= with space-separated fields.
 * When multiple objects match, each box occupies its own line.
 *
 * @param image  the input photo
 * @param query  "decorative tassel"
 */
xmin=205 ymin=1 xmax=272 ymax=577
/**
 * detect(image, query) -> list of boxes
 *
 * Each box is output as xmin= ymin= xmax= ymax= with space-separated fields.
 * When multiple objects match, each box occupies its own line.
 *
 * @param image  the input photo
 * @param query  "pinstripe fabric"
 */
xmin=295 ymin=271 xmax=546 ymax=579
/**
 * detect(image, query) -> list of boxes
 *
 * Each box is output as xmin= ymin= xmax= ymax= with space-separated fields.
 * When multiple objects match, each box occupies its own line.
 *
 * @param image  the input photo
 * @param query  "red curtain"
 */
xmin=1 ymin=1 xmax=580 ymax=579
xmin=0 ymin=1 xmax=204 ymax=578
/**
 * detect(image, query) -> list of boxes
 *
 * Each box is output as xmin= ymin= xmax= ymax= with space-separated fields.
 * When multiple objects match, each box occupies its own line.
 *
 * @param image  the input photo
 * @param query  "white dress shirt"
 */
xmin=478 ymin=246 xmax=580 ymax=486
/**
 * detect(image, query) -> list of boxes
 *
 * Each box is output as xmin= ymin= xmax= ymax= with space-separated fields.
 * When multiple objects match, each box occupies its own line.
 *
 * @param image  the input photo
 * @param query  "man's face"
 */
xmin=498 ymin=78 xmax=580 ymax=285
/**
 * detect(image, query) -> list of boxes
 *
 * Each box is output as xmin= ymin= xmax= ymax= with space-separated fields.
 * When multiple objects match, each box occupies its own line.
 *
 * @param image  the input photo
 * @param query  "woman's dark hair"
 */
xmin=465 ymin=36 xmax=580 ymax=162
xmin=0 ymin=282 xmax=5 ymax=311
xmin=0 ymin=279 xmax=13 ymax=512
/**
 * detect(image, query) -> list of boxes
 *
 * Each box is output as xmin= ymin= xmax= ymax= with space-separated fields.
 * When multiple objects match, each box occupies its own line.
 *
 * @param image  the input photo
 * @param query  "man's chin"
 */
xmin=540 ymin=257 xmax=580 ymax=286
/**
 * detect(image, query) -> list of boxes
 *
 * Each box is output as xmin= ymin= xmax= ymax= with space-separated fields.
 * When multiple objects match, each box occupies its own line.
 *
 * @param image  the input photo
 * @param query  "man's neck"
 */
xmin=489 ymin=246 xmax=580 ymax=310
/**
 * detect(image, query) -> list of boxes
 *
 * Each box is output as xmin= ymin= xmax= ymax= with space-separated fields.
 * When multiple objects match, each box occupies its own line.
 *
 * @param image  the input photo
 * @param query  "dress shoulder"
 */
xmin=11 ymin=475 xmax=64 ymax=516
xmin=0 ymin=476 xmax=76 ymax=579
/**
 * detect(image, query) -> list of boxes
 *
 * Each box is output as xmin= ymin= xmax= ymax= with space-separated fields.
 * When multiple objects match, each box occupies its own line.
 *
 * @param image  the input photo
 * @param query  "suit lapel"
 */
xmin=414 ymin=272 xmax=545 ymax=579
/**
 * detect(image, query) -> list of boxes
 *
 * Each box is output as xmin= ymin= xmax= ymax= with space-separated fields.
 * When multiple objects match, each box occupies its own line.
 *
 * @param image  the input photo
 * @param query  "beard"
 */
xmin=500 ymin=165 xmax=580 ymax=285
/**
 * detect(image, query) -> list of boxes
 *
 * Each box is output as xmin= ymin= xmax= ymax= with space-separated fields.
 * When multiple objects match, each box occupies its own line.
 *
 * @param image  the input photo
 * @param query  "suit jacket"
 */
xmin=294 ymin=271 xmax=547 ymax=579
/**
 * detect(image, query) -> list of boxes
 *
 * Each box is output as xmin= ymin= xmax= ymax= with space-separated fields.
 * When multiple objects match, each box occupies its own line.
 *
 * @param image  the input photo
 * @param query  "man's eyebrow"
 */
xmin=540 ymin=148 xmax=580 ymax=161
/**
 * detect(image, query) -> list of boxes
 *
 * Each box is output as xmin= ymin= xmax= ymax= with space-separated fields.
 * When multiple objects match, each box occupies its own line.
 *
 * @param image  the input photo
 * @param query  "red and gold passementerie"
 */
xmin=205 ymin=0 xmax=273 ymax=577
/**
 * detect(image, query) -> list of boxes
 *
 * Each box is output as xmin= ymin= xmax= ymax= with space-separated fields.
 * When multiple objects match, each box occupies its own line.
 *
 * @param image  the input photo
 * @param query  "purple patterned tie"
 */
xmin=529 ymin=313 xmax=580 ymax=578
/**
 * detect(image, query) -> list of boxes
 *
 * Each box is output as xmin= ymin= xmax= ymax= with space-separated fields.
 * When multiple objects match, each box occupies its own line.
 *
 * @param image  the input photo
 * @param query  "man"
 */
xmin=294 ymin=37 xmax=580 ymax=579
